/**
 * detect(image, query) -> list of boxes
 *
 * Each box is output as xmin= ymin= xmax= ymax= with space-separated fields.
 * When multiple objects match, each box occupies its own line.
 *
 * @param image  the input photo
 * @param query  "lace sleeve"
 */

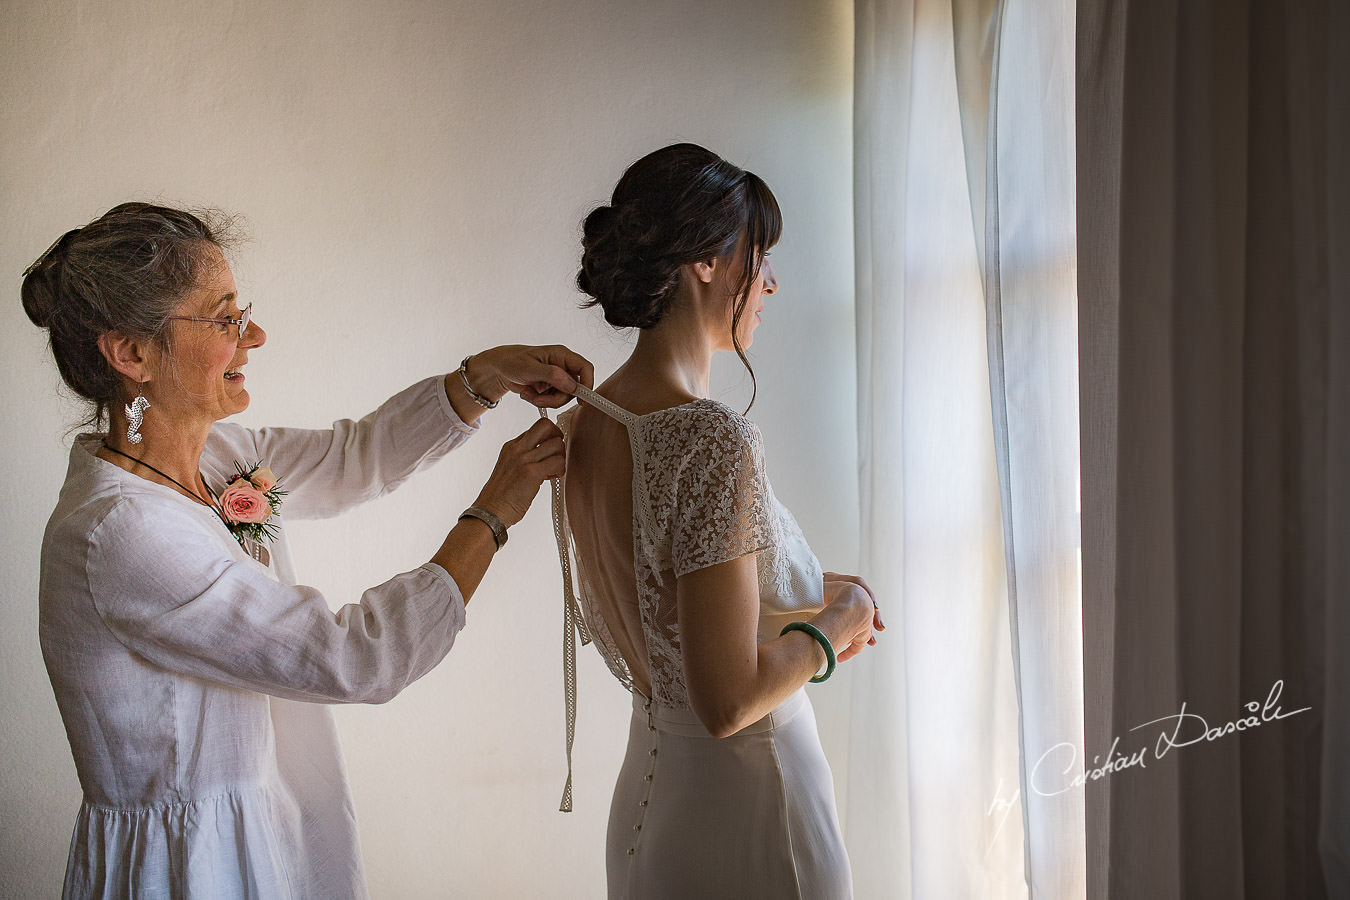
xmin=667 ymin=406 xmax=774 ymax=578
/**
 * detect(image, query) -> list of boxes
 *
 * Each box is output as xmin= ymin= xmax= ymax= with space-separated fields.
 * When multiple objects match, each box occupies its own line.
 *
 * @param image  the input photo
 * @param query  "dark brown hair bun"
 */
xmin=577 ymin=143 xmax=781 ymax=331
xmin=576 ymin=143 xmax=782 ymax=410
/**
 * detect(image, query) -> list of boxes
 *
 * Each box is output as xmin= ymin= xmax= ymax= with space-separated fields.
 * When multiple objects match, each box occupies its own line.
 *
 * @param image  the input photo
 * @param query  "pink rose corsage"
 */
xmin=217 ymin=461 xmax=287 ymax=548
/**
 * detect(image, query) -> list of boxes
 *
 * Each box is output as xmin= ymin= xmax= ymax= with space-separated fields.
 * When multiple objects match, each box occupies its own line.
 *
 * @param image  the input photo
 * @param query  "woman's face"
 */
xmin=154 ymin=247 xmax=266 ymax=432
xmin=730 ymin=253 xmax=778 ymax=350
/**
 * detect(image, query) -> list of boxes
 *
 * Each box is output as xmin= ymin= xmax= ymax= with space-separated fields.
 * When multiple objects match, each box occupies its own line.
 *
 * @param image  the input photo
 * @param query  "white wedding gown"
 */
xmin=553 ymin=384 xmax=852 ymax=899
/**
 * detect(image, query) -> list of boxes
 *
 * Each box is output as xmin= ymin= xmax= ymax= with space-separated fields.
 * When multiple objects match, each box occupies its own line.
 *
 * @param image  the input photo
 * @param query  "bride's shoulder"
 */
xmin=643 ymin=400 xmax=763 ymax=454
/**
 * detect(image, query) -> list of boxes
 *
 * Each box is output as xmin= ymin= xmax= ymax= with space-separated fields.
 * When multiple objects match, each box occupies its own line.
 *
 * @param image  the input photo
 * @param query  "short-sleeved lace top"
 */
xmin=547 ymin=385 xmax=827 ymax=809
xmin=554 ymin=382 xmax=825 ymax=691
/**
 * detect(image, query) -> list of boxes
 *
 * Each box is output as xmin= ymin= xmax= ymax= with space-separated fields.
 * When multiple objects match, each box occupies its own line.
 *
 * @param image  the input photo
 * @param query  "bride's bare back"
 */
xmin=563 ymin=376 xmax=702 ymax=700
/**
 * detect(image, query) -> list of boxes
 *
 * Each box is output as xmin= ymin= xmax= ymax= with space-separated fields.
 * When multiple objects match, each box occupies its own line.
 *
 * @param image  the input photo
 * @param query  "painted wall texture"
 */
xmin=1 ymin=1 xmax=858 ymax=895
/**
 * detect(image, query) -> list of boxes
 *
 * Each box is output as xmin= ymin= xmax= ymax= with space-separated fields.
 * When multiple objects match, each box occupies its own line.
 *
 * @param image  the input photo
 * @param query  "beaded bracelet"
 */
xmin=458 ymin=355 xmax=499 ymax=409
xmin=780 ymin=621 xmax=837 ymax=683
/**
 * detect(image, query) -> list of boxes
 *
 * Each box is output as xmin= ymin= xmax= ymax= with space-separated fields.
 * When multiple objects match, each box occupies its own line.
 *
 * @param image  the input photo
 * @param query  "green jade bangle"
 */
xmin=781 ymin=621 xmax=837 ymax=683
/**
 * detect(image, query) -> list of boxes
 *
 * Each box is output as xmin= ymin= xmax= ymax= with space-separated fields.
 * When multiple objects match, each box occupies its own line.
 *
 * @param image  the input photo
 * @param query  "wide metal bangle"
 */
xmin=459 ymin=505 xmax=508 ymax=549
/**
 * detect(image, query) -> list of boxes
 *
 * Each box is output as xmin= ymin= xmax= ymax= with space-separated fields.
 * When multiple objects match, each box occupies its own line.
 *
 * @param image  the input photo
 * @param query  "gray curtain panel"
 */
xmin=1077 ymin=0 xmax=1350 ymax=896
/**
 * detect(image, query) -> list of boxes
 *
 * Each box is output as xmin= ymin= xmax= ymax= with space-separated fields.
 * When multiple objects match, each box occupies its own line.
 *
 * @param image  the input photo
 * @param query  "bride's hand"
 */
xmin=823 ymin=572 xmax=884 ymax=661
xmin=465 ymin=344 xmax=595 ymax=408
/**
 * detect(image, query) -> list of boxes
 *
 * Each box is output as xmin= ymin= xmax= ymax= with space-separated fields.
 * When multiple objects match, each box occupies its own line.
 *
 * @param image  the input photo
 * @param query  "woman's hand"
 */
xmin=431 ymin=417 xmax=565 ymax=603
xmin=818 ymin=572 xmax=883 ymax=663
xmin=465 ymin=344 xmax=595 ymax=408
xmin=471 ymin=417 xmax=566 ymax=528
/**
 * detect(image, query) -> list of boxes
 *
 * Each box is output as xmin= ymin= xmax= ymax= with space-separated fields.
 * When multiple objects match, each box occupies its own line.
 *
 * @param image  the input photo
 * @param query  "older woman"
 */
xmin=22 ymin=202 xmax=591 ymax=899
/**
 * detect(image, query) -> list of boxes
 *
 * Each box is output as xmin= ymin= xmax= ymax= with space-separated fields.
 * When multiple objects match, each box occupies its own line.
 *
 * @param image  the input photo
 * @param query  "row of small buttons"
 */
xmin=627 ymin=701 xmax=660 ymax=856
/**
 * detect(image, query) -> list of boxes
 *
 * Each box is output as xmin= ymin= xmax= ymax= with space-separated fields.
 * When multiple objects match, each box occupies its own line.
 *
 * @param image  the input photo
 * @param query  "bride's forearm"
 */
xmin=702 ymin=605 xmax=860 ymax=738
xmin=679 ymin=556 xmax=865 ymax=738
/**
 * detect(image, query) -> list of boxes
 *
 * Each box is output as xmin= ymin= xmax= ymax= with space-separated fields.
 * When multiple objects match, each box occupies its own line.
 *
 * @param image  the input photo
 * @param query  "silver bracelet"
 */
xmin=459 ymin=505 xmax=508 ymax=549
xmin=458 ymin=355 xmax=499 ymax=409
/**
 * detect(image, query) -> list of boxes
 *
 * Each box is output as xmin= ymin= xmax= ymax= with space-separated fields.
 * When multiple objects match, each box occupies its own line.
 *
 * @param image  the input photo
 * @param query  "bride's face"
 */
xmin=728 ymin=252 xmax=778 ymax=351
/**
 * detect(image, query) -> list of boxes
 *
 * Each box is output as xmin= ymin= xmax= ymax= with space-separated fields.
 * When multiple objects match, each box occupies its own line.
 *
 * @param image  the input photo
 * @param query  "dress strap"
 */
xmin=568 ymin=383 xmax=666 ymax=585
xmin=571 ymin=383 xmax=639 ymax=429
xmin=542 ymin=405 xmax=592 ymax=812
xmin=544 ymin=386 xmax=643 ymax=811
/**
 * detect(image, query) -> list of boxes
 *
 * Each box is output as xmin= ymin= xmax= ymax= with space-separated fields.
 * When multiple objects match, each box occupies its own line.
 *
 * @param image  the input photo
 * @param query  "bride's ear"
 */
xmin=690 ymin=258 xmax=718 ymax=284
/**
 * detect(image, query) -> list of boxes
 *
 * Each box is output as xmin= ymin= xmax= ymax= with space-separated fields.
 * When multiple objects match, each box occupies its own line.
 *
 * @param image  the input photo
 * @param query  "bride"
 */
xmin=554 ymin=143 xmax=883 ymax=898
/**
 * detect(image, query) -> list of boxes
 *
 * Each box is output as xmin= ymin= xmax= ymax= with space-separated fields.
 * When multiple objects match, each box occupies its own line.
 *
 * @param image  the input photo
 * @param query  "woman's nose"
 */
xmin=241 ymin=319 xmax=266 ymax=349
xmin=763 ymin=261 xmax=778 ymax=294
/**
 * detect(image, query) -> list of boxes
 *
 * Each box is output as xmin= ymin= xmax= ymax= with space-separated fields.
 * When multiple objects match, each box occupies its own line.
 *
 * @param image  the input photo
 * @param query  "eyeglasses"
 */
xmin=168 ymin=302 xmax=252 ymax=340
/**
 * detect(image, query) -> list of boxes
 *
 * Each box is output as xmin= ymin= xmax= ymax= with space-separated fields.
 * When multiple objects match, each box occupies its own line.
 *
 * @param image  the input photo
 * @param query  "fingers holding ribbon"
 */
xmin=468 ymin=344 xmax=595 ymax=409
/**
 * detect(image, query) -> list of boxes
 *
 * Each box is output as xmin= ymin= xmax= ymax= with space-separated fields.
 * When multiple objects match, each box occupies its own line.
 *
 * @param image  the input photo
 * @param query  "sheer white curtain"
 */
xmin=849 ymin=0 xmax=1083 ymax=896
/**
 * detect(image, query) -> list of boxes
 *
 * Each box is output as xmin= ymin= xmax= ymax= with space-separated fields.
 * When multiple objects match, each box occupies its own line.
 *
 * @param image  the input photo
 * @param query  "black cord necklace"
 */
xmin=101 ymin=442 xmax=232 ymax=532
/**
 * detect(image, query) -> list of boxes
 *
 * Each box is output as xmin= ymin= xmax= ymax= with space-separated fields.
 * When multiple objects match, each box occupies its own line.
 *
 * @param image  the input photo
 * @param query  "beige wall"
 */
xmin=0 ymin=1 xmax=857 ymax=895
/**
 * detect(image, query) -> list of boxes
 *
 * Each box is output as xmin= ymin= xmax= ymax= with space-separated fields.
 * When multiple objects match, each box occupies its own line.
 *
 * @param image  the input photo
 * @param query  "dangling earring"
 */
xmin=126 ymin=383 xmax=150 ymax=445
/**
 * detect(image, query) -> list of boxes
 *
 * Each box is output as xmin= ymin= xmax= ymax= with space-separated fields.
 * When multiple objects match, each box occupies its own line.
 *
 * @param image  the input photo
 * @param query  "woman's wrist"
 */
xmin=781 ymin=621 xmax=836 ymax=683
xmin=444 ymin=374 xmax=485 ymax=426
xmin=459 ymin=354 xmax=503 ymax=407
xmin=471 ymin=490 xmax=522 ymax=529
xmin=458 ymin=504 xmax=508 ymax=549
xmin=444 ymin=352 xmax=504 ymax=426
xmin=804 ymin=608 xmax=839 ymax=648
xmin=806 ymin=602 xmax=861 ymax=655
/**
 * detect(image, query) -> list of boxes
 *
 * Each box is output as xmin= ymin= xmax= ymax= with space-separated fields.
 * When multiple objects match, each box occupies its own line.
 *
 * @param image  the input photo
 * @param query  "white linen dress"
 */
xmin=555 ymin=385 xmax=853 ymax=899
xmin=38 ymin=376 xmax=475 ymax=899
